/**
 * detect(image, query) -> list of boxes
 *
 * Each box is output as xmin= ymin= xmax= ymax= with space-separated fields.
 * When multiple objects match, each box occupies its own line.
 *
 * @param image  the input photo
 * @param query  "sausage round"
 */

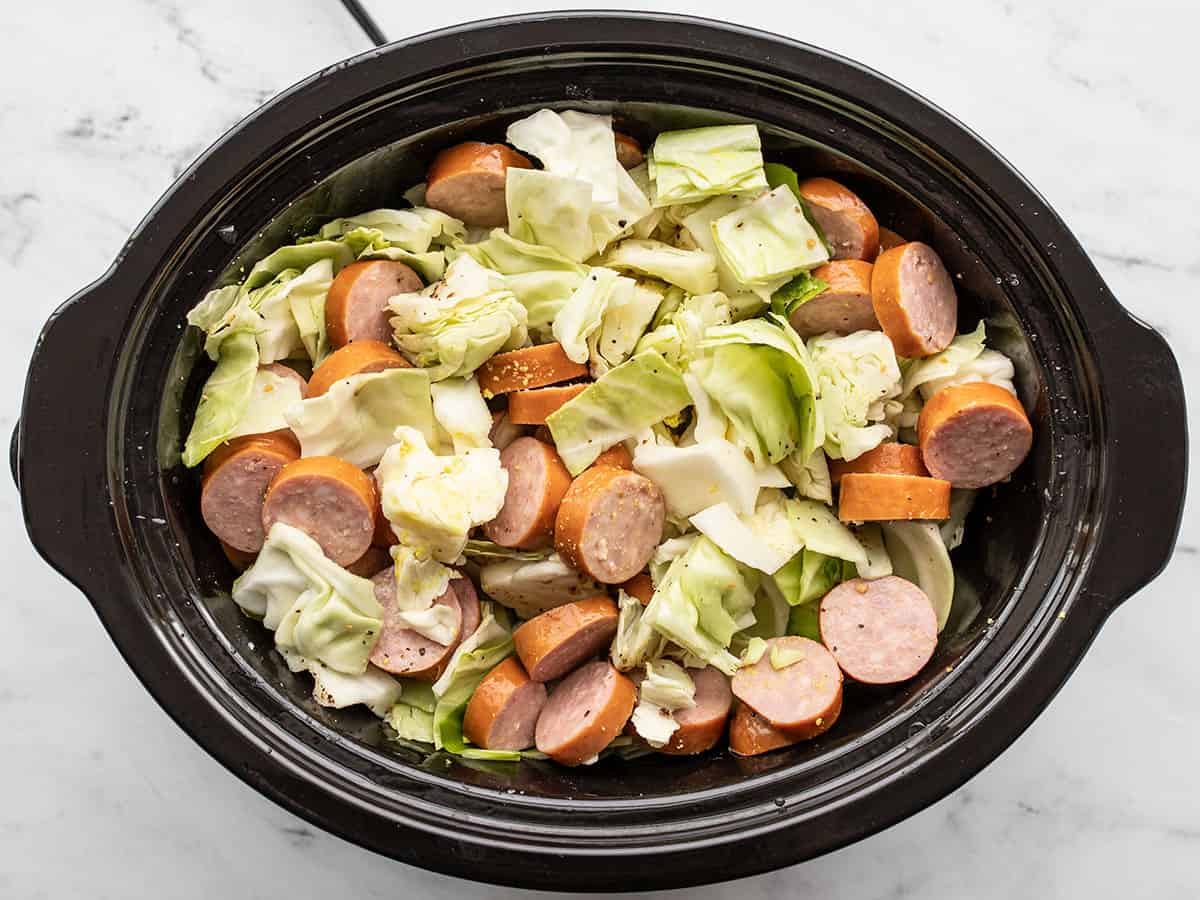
xmin=513 ymin=595 xmax=619 ymax=683
xmin=219 ymin=540 xmax=258 ymax=572
xmin=837 ymin=472 xmax=951 ymax=521
xmin=871 ymin=242 xmax=958 ymax=357
xmin=620 ymin=572 xmax=655 ymax=606
xmin=659 ymin=666 xmax=733 ymax=756
xmin=368 ymin=568 xmax=462 ymax=680
xmin=425 ymin=141 xmax=534 ymax=228
xmin=535 ymin=660 xmax=636 ymax=765
xmin=918 ymin=382 xmax=1032 ymax=488
xmin=590 ymin=442 xmax=633 ymax=470
xmin=306 ymin=339 xmax=410 ymax=398
xmin=788 ymin=260 xmax=880 ymax=338
xmin=261 ymin=362 xmax=308 ymax=393
xmin=829 ymin=442 xmax=928 ymax=486
xmin=797 ymin=177 xmax=880 ymax=261
xmin=731 ymin=636 xmax=843 ymax=736
xmin=451 ymin=575 xmax=481 ymax=640
xmin=820 ymin=575 xmax=938 ymax=684
xmin=326 ymin=260 xmax=423 ymax=348
xmin=877 ymin=226 xmax=907 ymax=254
xmin=507 ymin=383 xmax=590 ymax=425
xmin=488 ymin=410 xmax=529 ymax=452
xmin=462 ymin=656 xmax=548 ymax=751
xmin=477 ymin=342 xmax=589 ymax=396
xmin=614 ymin=132 xmax=644 ymax=169
xmin=729 ymin=703 xmax=797 ymax=757
xmin=201 ymin=432 xmax=300 ymax=553
xmin=482 ymin=437 xmax=573 ymax=549
xmin=345 ymin=544 xmax=392 ymax=578
xmin=368 ymin=468 xmax=398 ymax=547
xmin=261 ymin=456 xmax=376 ymax=565
xmin=555 ymin=466 xmax=666 ymax=584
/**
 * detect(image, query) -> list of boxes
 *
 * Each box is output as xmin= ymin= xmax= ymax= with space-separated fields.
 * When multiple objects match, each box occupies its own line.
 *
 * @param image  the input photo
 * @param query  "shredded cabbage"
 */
xmin=808 ymin=330 xmax=902 ymax=461
xmin=630 ymin=659 xmax=696 ymax=748
xmin=648 ymin=124 xmax=767 ymax=206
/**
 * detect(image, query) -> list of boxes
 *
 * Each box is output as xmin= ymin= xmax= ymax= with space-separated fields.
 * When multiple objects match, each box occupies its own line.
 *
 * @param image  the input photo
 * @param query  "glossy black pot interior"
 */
xmin=15 ymin=13 xmax=1187 ymax=892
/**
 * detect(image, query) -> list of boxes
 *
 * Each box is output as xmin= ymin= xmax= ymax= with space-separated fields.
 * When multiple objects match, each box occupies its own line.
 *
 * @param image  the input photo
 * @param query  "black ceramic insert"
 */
xmin=14 ymin=13 xmax=1187 ymax=892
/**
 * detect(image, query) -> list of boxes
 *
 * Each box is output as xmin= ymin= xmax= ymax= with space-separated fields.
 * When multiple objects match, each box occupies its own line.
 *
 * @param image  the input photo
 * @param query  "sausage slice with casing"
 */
xmin=614 ymin=132 xmax=644 ymax=169
xmin=820 ymin=576 xmax=938 ymax=684
xmin=620 ymin=573 xmax=655 ymax=606
xmin=201 ymin=432 xmax=300 ymax=553
xmin=729 ymin=704 xmax=798 ymax=757
xmin=829 ymin=442 xmax=928 ymax=486
xmin=306 ymin=340 xmax=410 ymax=397
xmin=877 ymin=227 xmax=907 ymax=254
xmin=451 ymin=575 xmax=482 ymax=640
xmin=368 ymin=568 xmax=462 ymax=680
xmin=507 ymin=383 xmax=590 ymax=425
xmin=477 ymin=342 xmax=589 ymax=396
xmin=425 ymin=141 xmax=533 ymax=227
xmin=535 ymin=660 xmax=636 ymax=765
xmin=555 ymin=467 xmax=666 ymax=584
xmin=788 ymin=259 xmax=879 ymax=338
xmin=326 ymin=260 xmax=422 ymax=348
xmin=513 ymin=595 xmax=619 ymax=683
xmin=871 ymin=242 xmax=958 ymax=357
xmin=261 ymin=456 xmax=376 ymax=565
xmin=918 ymin=381 xmax=1032 ymax=488
xmin=797 ymin=177 xmax=880 ymax=261
xmin=731 ymin=636 xmax=843 ymax=737
xmin=463 ymin=656 xmax=548 ymax=751
xmin=838 ymin=473 xmax=950 ymax=521
xmin=483 ymin=437 xmax=573 ymax=549
xmin=659 ymin=666 xmax=733 ymax=756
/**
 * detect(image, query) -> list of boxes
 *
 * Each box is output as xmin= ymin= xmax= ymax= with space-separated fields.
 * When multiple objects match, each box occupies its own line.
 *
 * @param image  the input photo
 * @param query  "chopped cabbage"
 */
xmin=552 ymin=267 xmax=633 ymax=364
xmin=641 ymin=536 xmax=759 ymax=675
xmin=611 ymin=590 xmax=666 ymax=672
xmin=779 ymin=448 xmax=833 ymax=505
xmin=375 ymin=426 xmax=508 ymax=563
xmin=307 ymin=207 xmax=465 ymax=254
xmin=881 ymin=521 xmax=954 ymax=630
xmin=387 ymin=702 xmax=435 ymax=743
xmin=601 ymin=239 xmax=718 ymax=295
xmin=636 ymin=290 xmax=733 ymax=368
xmin=587 ymin=279 xmax=664 ymax=376
xmin=940 ymin=489 xmax=978 ymax=551
xmin=770 ymin=269 xmax=829 ymax=318
xmin=507 ymin=109 xmax=620 ymax=209
xmin=478 ymin=553 xmax=602 ymax=619
xmin=680 ymin=195 xmax=777 ymax=303
xmin=711 ymin=186 xmax=829 ymax=285
xmin=634 ymin=440 xmax=762 ymax=519
xmin=308 ymin=662 xmax=402 ymax=717
xmin=773 ymin=548 xmax=847 ymax=607
xmin=854 ymin=523 xmax=894 ymax=579
xmin=630 ymin=659 xmax=696 ymax=748
xmin=430 ymin=376 xmax=493 ymax=454
xmin=385 ymin=544 xmax=459 ymax=644
xmin=181 ymin=330 xmax=259 ymax=467
xmin=648 ymin=125 xmax=767 ymax=207
xmin=228 ymin=365 xmax=305 ymax=440
xmin=808 ymin=330 xmax=902 ymax=461
xmin=546 ymin=350 xmax=692 ymax=474
xmin=789 ymin=498 xmax=870 ymax=567
xmin=233 ymin=522 xmax=382 ymax=675
xmin=903 ymin=323 xmax=1017 ymax=401
xmin=689 ymin=496 xmax=797 ymax=576
xmin=285 ymin=367 xmax=435 ymax=468
xmin=389 ymin=255 xmax=529 ymax=381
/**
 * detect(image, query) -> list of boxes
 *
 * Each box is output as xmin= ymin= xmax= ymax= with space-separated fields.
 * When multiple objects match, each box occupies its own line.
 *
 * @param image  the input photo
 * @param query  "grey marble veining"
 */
xmin=2 ymin=0 xmax=1196 ymax=897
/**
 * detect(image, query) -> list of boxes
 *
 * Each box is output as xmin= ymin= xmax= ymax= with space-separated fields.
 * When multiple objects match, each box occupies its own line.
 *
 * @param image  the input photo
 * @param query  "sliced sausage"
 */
xmin=659 ymin=666 xmax=733 ymax=756
xmin=620 ymin=573 xmax=655 ymax=606
xmin=482 ymin=437 xmax=573 ymax=549
xmin=788 ymin=259 xmax=879 ymax=338
xmin=345 ymin=544 xmax=392 ymax=578
xmin=326 ymin=260 xmax=423 ymax=348
xmin=731 ymin=636 xmax=843 ymax=737
xmin=219 ymin=540 xmax=258 ymax=572
xmin=462 ymin=656 xmax=548 ymax=751
xmin=507 ymin=383 xmax=590 ymax=425
xmin=261 ymin=456 xmax=376 ymax=566
xmin=797 ymin=177 xmax=880 ymax=261
xmin=477 ymin=342 xmax=590 ymax=396
xmin=535 ymin=660 xmax=636 ymax=765
xmin=729 ymin=703 xmax=798 ymax=757
xmin=513 ymin=595 xmax=619 ymax=683
xmin=590 ymin=442 xmax=633 ymax=470
xmin=489 ymin=410 xmax=528 ymax=452
xmin=450 ymin=575 xmax=481 ymax=640
xmin=614 ymin=132 xmax=644 ymax=170
xmin=820 ymin=575 xmax=938 ymax=684
xmin=261 ymin=362 xmax=308 ymax=393
xmin=837 ymin=472 xmax=950 ymax=522
xmin=918 ymin=382 xmax=1032 ymax=488
xmin=369 ymin=468 xmax=398 ymax=547
xmin=555 ymin=467 xmax=666 ymax=584
xmin=368 ymin=568 xmax=462 ymax=680
xmin=877 ymin=227 xmax=907 ymax=254
xmin=871 ymin=242 xmax=958 ymax=357
xmin=306 ymin=339 xmax=410 ymax=398
xmin=829 ymin=442 xmax=928 ymax=486
xmin=201 ymin=432 xmax=300 ymax=553
xmin=425 ymin=141 xmax=534 ymax=228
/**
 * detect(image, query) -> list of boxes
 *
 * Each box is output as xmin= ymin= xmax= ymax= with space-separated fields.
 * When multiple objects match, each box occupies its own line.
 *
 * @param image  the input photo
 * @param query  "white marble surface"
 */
xmin=2 ymin=0 xmax=1196 ymax=896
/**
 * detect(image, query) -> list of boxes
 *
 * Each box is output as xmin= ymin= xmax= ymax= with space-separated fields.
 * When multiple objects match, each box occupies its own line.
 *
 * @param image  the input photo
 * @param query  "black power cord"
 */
xmin=339 ymin=0 xmax=388 ymax=47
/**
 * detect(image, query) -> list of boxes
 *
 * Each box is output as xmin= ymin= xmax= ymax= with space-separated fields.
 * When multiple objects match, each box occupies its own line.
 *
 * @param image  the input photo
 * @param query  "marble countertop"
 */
xmin=2 ymin=0 xmax=1195 ymax=897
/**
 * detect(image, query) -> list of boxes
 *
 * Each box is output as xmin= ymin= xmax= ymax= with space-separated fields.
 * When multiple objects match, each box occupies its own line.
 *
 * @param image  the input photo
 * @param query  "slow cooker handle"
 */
xmin=16 ymin=274 xmax=129 ymax=595
xmin=1085 ymin=312 xmax=1188 ymax=607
